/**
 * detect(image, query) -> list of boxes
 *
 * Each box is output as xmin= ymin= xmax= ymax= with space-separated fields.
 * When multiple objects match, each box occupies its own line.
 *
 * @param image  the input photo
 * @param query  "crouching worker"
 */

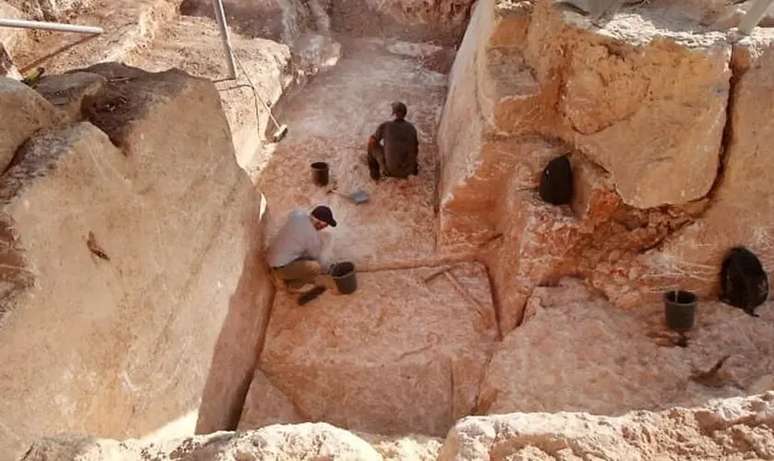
xmin=367 ymin=101 xmax=419 ymax=180
xmin=267 ymin=206 xmax=337 ymax=301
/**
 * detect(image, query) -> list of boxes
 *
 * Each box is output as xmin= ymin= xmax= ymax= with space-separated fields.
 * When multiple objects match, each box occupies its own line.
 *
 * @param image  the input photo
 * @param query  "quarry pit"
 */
xmin=2 ymin=0 xmax=774 ymax=460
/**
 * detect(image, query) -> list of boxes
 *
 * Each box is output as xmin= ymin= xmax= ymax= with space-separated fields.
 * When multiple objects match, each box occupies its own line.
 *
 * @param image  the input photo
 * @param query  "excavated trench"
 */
xmin=194 ymin=24 xmax=502 ymax=437
xmin=4 ymin=0 xmax=774 ymax=457
xmin=196 ymin=0 xmax=774 ymax=443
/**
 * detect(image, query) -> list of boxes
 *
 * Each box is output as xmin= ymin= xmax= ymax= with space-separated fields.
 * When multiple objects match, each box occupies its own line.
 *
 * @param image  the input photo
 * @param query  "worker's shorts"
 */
xmin=367 ymin=138 xmax=416 ymax=178
xmin=271 ymin=258 xmax=322 ymax=289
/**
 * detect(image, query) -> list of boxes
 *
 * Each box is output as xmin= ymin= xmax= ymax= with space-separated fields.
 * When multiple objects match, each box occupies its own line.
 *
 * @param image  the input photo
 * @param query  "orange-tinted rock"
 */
xmin=438 ymin=0 xmax=752 ymax=328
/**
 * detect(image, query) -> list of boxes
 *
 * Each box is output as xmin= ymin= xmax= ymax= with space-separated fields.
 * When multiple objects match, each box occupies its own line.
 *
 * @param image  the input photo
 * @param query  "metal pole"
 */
xmin=211 ymin=0 xmax=237 ymax=80
xmin=0 ymin=18 xmax=103 ymax=35
xmin=739 ymin=0 xmax=774 ymax=34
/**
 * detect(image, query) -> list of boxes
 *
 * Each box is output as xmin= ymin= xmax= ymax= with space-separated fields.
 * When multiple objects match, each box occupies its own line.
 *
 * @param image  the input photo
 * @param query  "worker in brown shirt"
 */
xmin=367 ymin=102 xmax=419 ymax=180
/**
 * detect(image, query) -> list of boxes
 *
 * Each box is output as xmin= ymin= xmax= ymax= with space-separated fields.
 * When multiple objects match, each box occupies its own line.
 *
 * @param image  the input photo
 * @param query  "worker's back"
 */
xmin=377 ymin=119 xmax=418 ymax=178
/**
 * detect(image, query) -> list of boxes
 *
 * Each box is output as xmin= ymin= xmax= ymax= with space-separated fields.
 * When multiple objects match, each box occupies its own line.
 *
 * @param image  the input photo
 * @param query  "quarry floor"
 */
xmin=11 ymin=0 xmax=774 ymax=447
xmin=241 ymin=33 xmax=774 ymax=438
xmin=247 ymin=36 xmax=500 ymax=436
xmin=256 ymin=36 xmax=448 ymax=269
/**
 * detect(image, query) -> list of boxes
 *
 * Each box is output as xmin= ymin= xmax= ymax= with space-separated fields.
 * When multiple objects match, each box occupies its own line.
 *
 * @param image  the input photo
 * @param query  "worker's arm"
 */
xmin=372 ymin=122 xmax=386 ymax=144
xmin=304 ymin=224 xmax=324 ymax=262
xmin=411 ymin=125 xmax=419 ymax=175
xmin=368 ymin=135 xmax=379 ymax=150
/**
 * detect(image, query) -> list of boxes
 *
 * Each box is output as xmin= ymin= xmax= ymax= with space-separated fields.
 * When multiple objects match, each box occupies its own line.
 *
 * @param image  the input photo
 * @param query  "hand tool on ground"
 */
xmin=326 ymin=186 xmax=370 ymax=205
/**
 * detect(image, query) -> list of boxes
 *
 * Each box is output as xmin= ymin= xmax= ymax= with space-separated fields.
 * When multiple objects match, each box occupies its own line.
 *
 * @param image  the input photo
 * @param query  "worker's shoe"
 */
xmin=298 ymin=286 xmax=326 ymax=305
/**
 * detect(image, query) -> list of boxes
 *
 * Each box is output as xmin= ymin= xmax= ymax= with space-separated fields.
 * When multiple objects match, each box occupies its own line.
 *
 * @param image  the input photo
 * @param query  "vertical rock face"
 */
xmin=624 ymin=33 xmax=774 ymax=303
xmin=440 ymin=0 xmax=731 ymax=217
xmin=438 ymin=0 xmax=774 ymax=331
xmin=180 ymin=0 xmax=315 ymax=44
xmin=0 ymin=64 xmax=272 ymax=460
xmin=330 ymin=0 xmax=475 ymax=44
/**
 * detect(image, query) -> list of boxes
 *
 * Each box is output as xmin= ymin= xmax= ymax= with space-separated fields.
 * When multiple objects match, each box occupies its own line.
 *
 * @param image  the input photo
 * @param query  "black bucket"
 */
xmin=664 ymin=290 xmax=697 ymax=332
xmin=311 ymin=162 xmax=329 ymax=187
xmin=331 ymin=262 xmax=357 ymax=294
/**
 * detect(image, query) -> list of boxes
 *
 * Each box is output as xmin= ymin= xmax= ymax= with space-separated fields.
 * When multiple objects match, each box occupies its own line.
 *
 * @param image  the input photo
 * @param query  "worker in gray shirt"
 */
xmin=367 ymin=102 xmax=419 ymax=180
xmin=267 ymin=206 xmax=337 ymax=291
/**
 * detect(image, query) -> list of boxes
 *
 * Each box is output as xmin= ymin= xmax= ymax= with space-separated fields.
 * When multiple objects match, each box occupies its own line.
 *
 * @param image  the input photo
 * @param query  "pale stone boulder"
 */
xmin=244 ymin=263 xmax=498 ymax=436
xmin=361 ymin=433 xmax=443 ymax=461
xmin=0 ymin=65 xmax=271 ymax=460
xmin=439 ymin=392 xmax=774 ymax=460
xmin=0 ymin=78 xmax=59 ymax=173
xmin=23 ymin=423 xmax=383 ymax=460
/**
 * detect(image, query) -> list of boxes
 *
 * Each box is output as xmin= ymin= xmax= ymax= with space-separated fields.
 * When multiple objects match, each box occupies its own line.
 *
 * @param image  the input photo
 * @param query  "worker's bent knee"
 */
xmin=273 ymin=259 xmax=321 ymax=282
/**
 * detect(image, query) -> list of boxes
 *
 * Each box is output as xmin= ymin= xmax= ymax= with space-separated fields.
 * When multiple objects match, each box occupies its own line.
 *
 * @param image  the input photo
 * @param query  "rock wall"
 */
xmin=180 ymin=0 xmax=316 ymax=44
xmin=330 ymin=0 xmax=475 ymax=44
xmin=625 ymin=33 xmax=774 ymax=305
xmin=438 ymin=0 xmax=774 ymax=331
xmin=0 ymin=64 xmax=273 ymax=461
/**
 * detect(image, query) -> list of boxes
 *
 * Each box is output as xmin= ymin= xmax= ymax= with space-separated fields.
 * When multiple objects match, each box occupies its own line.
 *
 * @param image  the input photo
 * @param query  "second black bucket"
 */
xmin=331 ymin=262 xmax=357 ymax=294
xmin=664 ymin=290 xmax=697 ymax=332
xmin=311 ymin=162 xmax=329 ymax=187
